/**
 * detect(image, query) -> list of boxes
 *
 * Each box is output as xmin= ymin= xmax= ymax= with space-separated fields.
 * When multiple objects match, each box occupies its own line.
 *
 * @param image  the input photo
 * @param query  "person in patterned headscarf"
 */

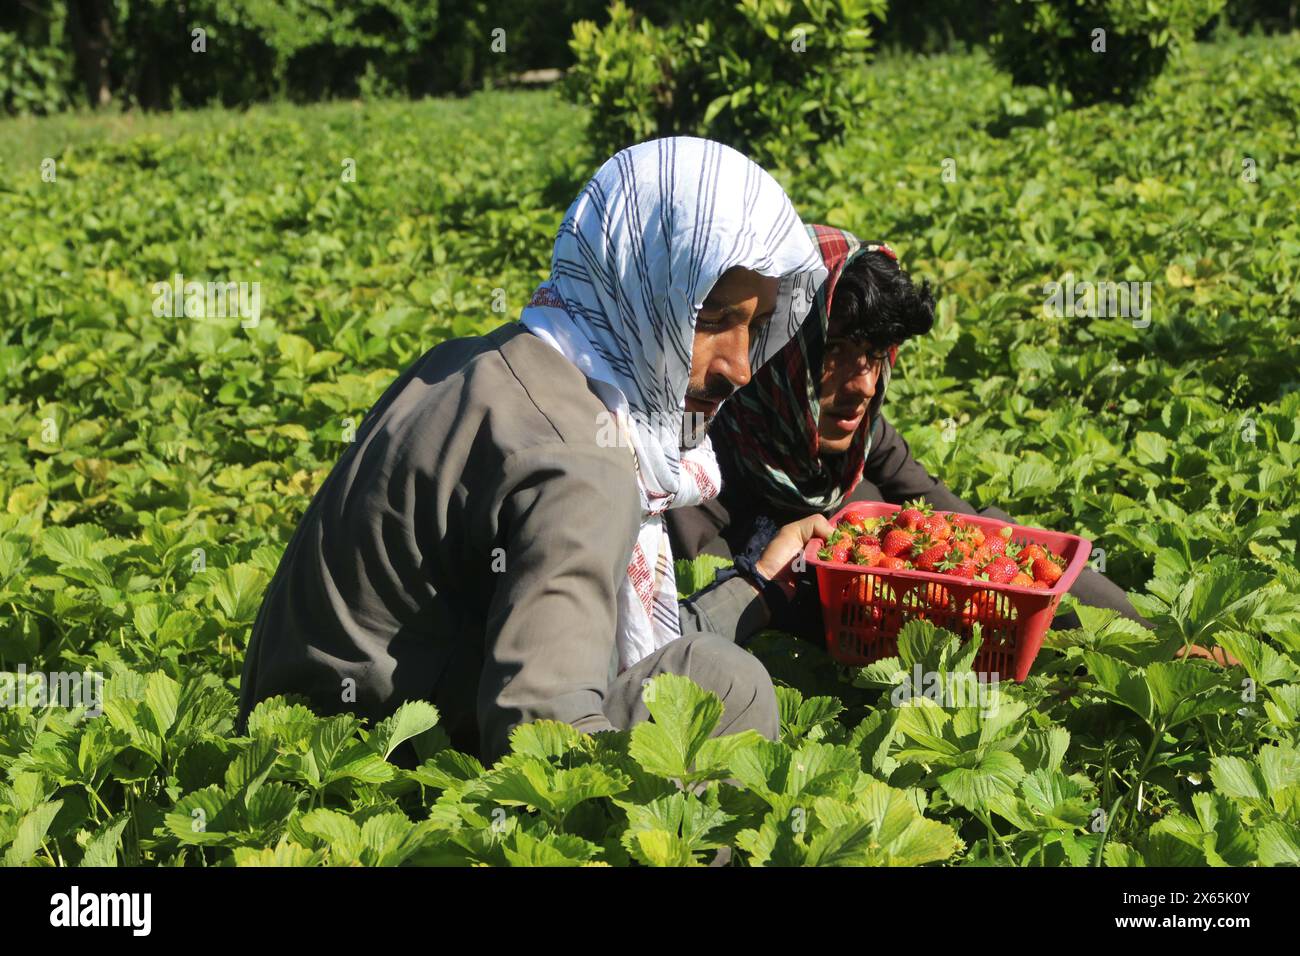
xmin=708 ymin=225 xmax=917 ymax=519
xmin=668 ymin=224 xmax=1151 ymax=638
xmin=518 ymin=138 xmax=830 ymax=673
xmin=238 ymin=138 xmax=836 ymax=767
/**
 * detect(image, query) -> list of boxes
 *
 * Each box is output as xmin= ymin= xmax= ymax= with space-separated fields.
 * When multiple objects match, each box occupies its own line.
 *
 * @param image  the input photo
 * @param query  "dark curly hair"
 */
xmin=827 ymin=249 xmax=936 ymax=356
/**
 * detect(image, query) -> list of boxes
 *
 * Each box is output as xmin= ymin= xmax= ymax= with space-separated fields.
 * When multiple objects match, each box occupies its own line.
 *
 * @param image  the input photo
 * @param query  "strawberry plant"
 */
xmin=1 ymin=29 xmax=1298 ymax=866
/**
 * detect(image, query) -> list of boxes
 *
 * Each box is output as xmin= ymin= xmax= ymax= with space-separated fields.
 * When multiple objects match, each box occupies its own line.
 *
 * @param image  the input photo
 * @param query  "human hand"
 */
xmin=1175 ymin=643 xmax=1242 ymax=668
xmin=755 ymin=514 xmax=835 ymax=595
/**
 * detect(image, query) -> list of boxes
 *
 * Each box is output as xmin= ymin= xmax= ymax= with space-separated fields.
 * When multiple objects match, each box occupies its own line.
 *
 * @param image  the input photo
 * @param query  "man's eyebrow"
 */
xmin=699 ymin=302 xmax=777 ymax=326
xmin=701 ymin=300 xmax=742 ymax=316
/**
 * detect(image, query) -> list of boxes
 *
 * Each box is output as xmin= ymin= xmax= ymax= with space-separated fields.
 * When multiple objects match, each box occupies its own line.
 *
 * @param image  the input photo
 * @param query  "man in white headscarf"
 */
xmin=237 ymin=137 xmax=832 ymax=766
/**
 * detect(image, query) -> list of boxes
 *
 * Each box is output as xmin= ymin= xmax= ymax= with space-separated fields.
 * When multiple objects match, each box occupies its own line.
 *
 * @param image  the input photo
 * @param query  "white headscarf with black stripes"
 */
xmin=522 ymin=137 xmax=827 ymax=672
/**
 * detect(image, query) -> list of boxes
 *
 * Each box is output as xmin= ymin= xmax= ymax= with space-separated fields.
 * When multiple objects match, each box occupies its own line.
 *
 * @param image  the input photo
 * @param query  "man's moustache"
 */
xmin=687 ymin=385 xmax=735 ymax=403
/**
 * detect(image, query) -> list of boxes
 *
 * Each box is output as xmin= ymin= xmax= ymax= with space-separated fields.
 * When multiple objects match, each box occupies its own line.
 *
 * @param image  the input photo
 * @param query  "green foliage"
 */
xmin=991 ymin=0 xmax=1226 ymax=106
xmin=0 ymin=31 xmax=1298 ymax=865
xmin=567 ymin=0 xmax=888 ymax=169
xmin=566 ymin=3 xmax=676 ymax=155
xmin=2 ymin=0 xmax=1294 ymax=116
xmin=0 ymin=0 xmax=611 ymax=114
xmin=674 ymin=553 xmax=733 ymax=596
xmin=108 ymin=0 xmax=445 ymax=108
xmin=1222 ymin=0 xmax=1300 ymax=32
xmin=0 ymin=31 xmax=75 ymax=117
xmin=873 ymin=0 xmax=999 ymax=52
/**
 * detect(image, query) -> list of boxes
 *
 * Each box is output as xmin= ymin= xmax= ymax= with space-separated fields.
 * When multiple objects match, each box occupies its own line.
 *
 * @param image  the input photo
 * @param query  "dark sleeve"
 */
xmin=478 ymin=443 xmax=639 ymax=765
xmin=664 ymin=496 xmax=733 ymax=561
xmin=679 ymin=576 xmax=770 ymax=645
xmin=861 ymin=413 xmax=981 ymax=516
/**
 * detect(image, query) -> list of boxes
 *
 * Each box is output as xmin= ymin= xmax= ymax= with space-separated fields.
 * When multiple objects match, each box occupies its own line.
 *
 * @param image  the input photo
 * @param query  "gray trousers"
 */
xmin=602 ymin=631 xmax=780 ymax=742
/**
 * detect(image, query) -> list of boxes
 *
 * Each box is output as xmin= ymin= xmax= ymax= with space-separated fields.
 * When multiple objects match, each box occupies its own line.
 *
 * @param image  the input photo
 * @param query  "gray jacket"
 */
xmin=236 ymin=322 xmax=765 ymax=763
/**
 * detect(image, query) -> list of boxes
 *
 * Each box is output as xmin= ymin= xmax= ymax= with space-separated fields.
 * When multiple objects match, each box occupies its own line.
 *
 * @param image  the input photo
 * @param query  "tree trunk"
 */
xmin=66 ymin=0 xmax=114 ymax=108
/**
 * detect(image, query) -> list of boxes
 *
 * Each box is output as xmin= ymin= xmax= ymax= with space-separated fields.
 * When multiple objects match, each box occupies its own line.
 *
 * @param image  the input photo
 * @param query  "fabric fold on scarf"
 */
xmin=710 ymin=223 xmax=901 ymax=515
xmin=521 ymin=137 xmax=826 ymax=672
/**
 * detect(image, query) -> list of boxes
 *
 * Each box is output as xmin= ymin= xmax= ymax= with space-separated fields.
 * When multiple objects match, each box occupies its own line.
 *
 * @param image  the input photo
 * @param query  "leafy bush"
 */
xmin=0 ymin=0 xmax=76 ymax=118
xmin=566 ymin=3 xmax=679 ymax=153
xmin=0 ymin=31 xmax=75 ymax=116
xmin=108 ymin=0 xmax=445 ymax=108
xmin=874 ymin=0 xmax=999 ymax=52
xmin=0 ymin=0 xmax=611 ymax=114
xmin=1222 ymin=0 xmax=1300 ymax=32
xmin=0 ymin=32 xmax=1298 ymax=866
xmin=567 ymin=0 xmax=888 ymax=169
xmin=991 ymin=0 xmax=1226 ymax=105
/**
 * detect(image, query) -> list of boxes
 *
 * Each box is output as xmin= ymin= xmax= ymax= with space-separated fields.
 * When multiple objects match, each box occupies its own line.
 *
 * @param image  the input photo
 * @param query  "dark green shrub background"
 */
xmin=0 ymin=31 xmax=1297 ymax=866
xmin=2 ymin=0 xmax=1295 ymax=117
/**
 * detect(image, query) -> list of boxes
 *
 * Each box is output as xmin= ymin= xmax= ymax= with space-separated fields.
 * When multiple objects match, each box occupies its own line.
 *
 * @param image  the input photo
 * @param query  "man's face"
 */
xmin=686 ymin=267 xmax=781 ymax=419
xmin=816 ymin=312 xmax=887 ymax=455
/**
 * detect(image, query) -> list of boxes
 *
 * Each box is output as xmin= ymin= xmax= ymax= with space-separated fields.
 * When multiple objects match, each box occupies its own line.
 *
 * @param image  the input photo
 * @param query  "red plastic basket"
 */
xmin=803 ymin=502 xmax=1093 ymax=682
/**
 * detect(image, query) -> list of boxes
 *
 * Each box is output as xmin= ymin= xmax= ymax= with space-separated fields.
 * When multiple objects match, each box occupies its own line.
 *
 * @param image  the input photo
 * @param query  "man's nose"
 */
xmin=847 ymin=364 xmax=878 ymax=390
xmin=714 ymin=328 xmax=753 ymax=389
xmin=844 ymin=365 xmax=878 ymax=400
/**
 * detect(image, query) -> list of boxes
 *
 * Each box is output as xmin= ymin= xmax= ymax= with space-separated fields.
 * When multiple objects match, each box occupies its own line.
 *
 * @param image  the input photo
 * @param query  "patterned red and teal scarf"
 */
xmin=711 ymin=224 xmax=900 ymax=514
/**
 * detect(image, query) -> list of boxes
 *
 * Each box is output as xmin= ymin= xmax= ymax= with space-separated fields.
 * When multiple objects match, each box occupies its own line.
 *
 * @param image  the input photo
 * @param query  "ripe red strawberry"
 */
xmin=924 ymin=582 xmax=951 ymax=606
xmin=896 ymin=509 xmax=924 ymax=531
xmin=895 ymin=498 xmax=931 ymax=531
xmin=1010 ymin=571 xmax=1034 ymax=587
xmin=829 ymin=544 xmax=850 ymax=563
xmin=962 ymin=591 xmax=1003 ymax=623
xmin=876 ymin=554 xmax=909 ymax=570
xmin=922 ymin=513 xmax=952 ymax=541
xmin=854 ymin=534 xmax=880 ymax=549
xmin=911 ymin=539 xmax=951 ymax=573
xmin=842 ymin=513 xmax=870 ymax=532
xmin=881 ymin=528 xmax=915 ymax=558
xmin=945 ymin=555 xmax=978 ymax=578
xmin=983 ymin=555 xmax=1020 ymax=584
xmin=1017 ymin=543 xmax=1047 ymax=566
xmin=853 ymin=542 xmax=882 ymax=565
xmin=947 ymin=526 xmax=976 ymax=554
xmin=1032 ymin=557 xmax=1063 ymax=586
xmin=1029 ymin=579 xmax=1050 ymax=590
xmin=983 ymin=535 xmax=1008 ymax=557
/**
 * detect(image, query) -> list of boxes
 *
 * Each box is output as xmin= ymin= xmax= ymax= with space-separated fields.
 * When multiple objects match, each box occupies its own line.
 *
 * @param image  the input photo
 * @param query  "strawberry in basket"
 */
xmin=808 ymin=501 xmax=1091 ymax=680
xmin=817 ymin=500 xmax=1070 ymax=589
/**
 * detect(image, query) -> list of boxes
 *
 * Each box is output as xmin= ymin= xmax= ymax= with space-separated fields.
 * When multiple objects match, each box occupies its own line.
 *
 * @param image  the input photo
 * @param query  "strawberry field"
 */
xmin=1 ymin=32 xmax=1298 ymax=867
